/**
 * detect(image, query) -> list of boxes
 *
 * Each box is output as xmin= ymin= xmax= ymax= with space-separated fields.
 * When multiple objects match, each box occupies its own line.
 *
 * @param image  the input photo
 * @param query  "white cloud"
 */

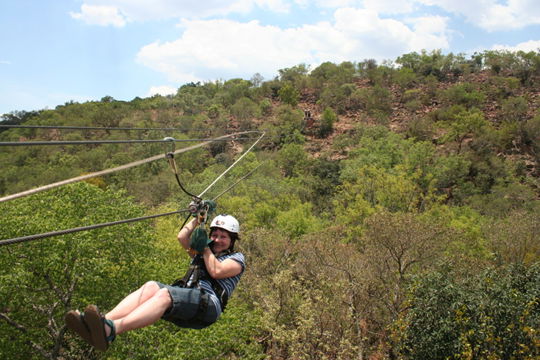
xmin=147 ymin=85 xmax=178 ymax=97
xmin=492 ymin=39 xmax=540 ymax=52
xmin=0 ymin=60 xmax=11 ymax=65
xmin=74 ymin=0 xmax=290 ymax=22
xmin=418 ymin=0 xmax=540 ymax=31
xmin=136 ymin=10 xmax=450 ymax=84
xmin=69 ymin=4 xmax=128 ymax=27
xmin=254 ymin=0 xmax=292 ymax=13
xmin=363 ymin=0 xmax=416 ymax=14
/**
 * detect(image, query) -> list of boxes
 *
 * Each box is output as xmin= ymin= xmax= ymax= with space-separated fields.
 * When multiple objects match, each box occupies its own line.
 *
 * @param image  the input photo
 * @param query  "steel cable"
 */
xmin=0 ymin=209 xmax=189 ymax=247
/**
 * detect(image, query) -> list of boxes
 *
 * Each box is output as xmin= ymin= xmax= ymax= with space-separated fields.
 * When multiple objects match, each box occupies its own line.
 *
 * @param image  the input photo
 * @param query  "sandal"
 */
xmin=84 ymin=305 xmax=116 ymax=352
xmin=65 ymin=310 xmax=93 ymax=346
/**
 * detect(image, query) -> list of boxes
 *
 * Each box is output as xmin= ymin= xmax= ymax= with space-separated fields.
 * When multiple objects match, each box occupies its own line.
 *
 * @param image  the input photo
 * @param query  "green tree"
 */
xmin=396 ymin=263 xmax=540 ymax=359
xmin=230 ymin=97 xmax=261 ymax=128
xmin=439 ymin=109 xmax=491 ymax=154
xmin=0 ymin=183 xmax=157 ymax=359
xmin=318 ymin=107 xmax=336 ymax=138
xmin=278 ymin=82 xmax=300 ymax=107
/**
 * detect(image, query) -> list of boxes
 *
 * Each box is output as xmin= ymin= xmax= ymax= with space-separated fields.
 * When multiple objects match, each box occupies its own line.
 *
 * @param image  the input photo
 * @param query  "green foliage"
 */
xmin=500 ymin=96 xmax=528 ymax=122
xmin=523 ymin=114 xmax=540 ymax=163
xmin=278 ymin=64 xmax=310 ymax=90
xmin=396 ymin=50 xmax=469 ymax=80
xmin=276 ymin=143 xmax=309 ymax=177
xmin=318 ymin=83 xmax=358 ymax=113
xmin=393 ymin=67 xmax=418 ymax=90
xmin=216 ymin=78 xmax=253 ymax=106
xmin=0 ymin=183 xmax=157 ymax=359
xmin=468 ymin=183 xmax=540 ymax=217
xmin=483 ymin=76 xmax=521 ymax=99
xmin=318 ymin=107 xmax=336 ymax=138
xmin=354 ymin=85 xmax=393 ymax=116
xmin=1 ymin=51 xmax=539 ymax=360
xmin=405 ymin=116 xmax=435 ymax=140
xmin=278 ymin=82 xmax=300 ymax=107
xmin=482 ymin=49 xmax=540 ymax=85
xmin=396 ymin=263 xmax=540 ymax=359
xmin=438 ymin=109 xmax=491 ymax=154
xmin=230 ymin=97 xmax=261 ymax=128
xmin=440 ymin=82 xmax=486 ymax=109
xmin=402 ymin=88 xmax=428 ymax=111
xmin=261 ymin=105 xmax=305 ymax=147
xmin=275 ymin=201 xmax=323 ymax=238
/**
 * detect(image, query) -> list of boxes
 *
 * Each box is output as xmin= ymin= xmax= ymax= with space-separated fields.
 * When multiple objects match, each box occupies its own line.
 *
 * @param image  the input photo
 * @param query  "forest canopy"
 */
xmin=1 ymin=49 xmax=539 ymax=359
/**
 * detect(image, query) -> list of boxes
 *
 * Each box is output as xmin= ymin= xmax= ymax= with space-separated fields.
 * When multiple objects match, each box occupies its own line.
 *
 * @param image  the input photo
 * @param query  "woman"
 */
xmin=65 ymin=214 xmax=245 ymax=352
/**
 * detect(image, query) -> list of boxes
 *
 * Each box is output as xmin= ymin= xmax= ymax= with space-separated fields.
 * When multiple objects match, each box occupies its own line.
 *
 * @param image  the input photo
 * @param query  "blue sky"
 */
xmin=1 ymin=0 xmax=539 ymax=115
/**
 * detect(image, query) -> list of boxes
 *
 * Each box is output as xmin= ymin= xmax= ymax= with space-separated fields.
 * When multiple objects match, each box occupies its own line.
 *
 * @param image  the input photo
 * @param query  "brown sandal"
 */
xmin=65 ymin=310 xmax=93 ymax=346
xmin=84 ymin=305 xmax=113 ymax=352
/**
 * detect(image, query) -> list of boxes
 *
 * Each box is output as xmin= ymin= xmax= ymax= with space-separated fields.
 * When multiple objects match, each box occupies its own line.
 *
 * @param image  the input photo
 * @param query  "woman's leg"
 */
xmin=112 ymin=288 xmax=172 ymax=335
xmin=105 ymin=281 xmax=161 ymax=321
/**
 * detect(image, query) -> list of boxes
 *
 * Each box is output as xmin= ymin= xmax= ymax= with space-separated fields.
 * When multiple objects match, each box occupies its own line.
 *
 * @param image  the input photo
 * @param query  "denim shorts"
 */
xmin=156 ymin=282 xmax=220 ymax=329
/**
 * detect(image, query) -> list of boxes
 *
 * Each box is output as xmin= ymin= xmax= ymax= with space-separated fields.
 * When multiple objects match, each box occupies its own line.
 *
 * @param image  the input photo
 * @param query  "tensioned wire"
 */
xmin=0 ymin=137 xmax=256 ymax=146
xmin=0 ymin=124 xmax=200 ymax=131
xmin=0 ymin=131 xmax=262 ymax=203
xmin=0 ymin=131 xmax=265 ymax=246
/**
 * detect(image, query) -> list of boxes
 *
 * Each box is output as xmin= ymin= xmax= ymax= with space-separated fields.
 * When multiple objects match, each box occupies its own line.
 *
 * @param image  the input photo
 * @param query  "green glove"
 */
xmin=202 ymin=200 xmax=217 ymax=213
xmin=190 ymin=227 xmax=212 ymax=252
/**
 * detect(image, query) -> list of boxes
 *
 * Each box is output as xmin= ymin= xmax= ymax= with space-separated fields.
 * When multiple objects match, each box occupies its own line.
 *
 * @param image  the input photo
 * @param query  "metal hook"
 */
xmin=163 ymin=137 xmax=175 ymax=155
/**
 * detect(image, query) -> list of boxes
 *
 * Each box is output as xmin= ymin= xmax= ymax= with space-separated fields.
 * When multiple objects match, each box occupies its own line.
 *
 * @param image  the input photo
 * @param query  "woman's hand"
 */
xmin=203 ymin=249 xmax=242 ymax=279
xmin=177 ymin=218 xmax=199 ymax=251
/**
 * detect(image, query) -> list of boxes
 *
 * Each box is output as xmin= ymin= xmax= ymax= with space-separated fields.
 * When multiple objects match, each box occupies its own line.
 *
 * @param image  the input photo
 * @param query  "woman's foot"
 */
xmin=84 ymin=305 xmax=116 ymax=352
xmin=65 ymin=310 xmax=93 ymax=346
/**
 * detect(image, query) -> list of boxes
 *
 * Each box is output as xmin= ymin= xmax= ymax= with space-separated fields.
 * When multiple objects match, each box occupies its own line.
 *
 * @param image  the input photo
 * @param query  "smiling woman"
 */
xmin=65 ymin=213 xmax=245 ymax=352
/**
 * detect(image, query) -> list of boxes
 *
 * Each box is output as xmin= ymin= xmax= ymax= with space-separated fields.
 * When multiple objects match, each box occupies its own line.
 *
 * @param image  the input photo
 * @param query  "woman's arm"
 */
xmin=202 ymin=248 xmax=242 ymax=279
xmin=177 ymin=217 xmax=199 ymax=251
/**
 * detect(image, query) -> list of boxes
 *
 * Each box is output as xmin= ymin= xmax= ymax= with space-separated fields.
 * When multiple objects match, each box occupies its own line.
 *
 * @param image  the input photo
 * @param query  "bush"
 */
xmin=500 ymin=96 xmax=528 ymax=123
xmin=441 ymin=82 xmax=486 ymax=109
xmin=318 ymin=107 xmax=337 ymax=138
xmin=278 ymin=82 xmax=300 ymax=106
xmin=396 ymin=263 xmax=540 ymax=360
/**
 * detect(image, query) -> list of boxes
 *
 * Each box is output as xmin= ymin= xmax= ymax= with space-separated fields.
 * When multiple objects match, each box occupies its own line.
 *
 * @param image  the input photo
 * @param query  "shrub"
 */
xmin=500 ymin=96 xmax=528 ymax=123
xmin=441 ymin=82 xmax=486 ymax=109
xmin=278 ymin=82 xmax=300 ymax=106
xmin=318 ymin=107 xmax=337 ymax=138
xmin=396 ymin=263 xmax=540 ymax=360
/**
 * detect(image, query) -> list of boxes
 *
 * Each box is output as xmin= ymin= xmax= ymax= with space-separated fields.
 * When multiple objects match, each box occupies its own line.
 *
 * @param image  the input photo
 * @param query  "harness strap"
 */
xmin=172 ymin=251 xmax=234 ymax=312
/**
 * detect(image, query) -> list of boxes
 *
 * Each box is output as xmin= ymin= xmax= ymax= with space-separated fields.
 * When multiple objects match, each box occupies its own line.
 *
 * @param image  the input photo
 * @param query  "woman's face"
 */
xmin=210 ymin=228 xmax=232 ymax=253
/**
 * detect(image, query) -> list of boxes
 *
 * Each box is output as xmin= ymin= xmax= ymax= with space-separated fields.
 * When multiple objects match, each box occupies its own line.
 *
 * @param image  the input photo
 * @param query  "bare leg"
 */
xmin=111 ymin=288 xmax=172 ymax=335
xmin=105 ymin=281 xmax=161 ymax=321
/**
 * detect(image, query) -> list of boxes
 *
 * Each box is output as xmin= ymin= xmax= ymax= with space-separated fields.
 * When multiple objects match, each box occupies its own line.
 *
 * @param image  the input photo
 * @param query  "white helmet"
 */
xmin=210 ymin=214 xmax=240 ymax=234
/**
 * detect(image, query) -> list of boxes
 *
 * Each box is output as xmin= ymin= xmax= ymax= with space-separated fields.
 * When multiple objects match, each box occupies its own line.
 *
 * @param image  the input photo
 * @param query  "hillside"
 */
xmin=1 ymin=49 xmax=539 ymax=360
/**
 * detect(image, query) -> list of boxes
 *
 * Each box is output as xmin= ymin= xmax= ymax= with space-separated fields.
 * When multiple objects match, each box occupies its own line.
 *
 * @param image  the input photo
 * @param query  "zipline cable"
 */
xmin=0 ymin=131 xmax=261 ymax=203
xmin=0 ymin=124 xmax=201 ymax=131
xmin=197 ymin=131 xmax=265 ymax=198
xmin=0 ymin=131 xmax=265 ymax=246
xmin=0 ymin=137 xmax=256 ymax=146
xmin=175 ymin=133 xmax=265 ymax=229
xmin=211 ymin=163 xmax=263 ymax=201
xmin=0 ymin=210 xmax=189 ymax=247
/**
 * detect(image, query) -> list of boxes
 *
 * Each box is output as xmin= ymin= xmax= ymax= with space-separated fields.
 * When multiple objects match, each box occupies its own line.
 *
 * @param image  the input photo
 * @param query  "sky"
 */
xmin=1 ymin=0 xmax=539 ymax=115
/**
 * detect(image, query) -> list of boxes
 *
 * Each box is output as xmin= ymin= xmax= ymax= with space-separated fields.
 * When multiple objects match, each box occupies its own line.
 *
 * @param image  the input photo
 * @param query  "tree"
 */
xmin=0 ymin=183 xmax=157 ymax=359
xmin=278 ymin=82 xmax=300 ymax=107
xmin=318 ymin=107 xmax=336 ymax=138
xmin=439 ymin=109 xmax=491 ymax=154
xmin=396 ymin=263 xmax=540 ymax=359
xmin=361 ymin=212 xmax=452 ymax=321
xmin=230 ymin=97 xmax=261 ymax=128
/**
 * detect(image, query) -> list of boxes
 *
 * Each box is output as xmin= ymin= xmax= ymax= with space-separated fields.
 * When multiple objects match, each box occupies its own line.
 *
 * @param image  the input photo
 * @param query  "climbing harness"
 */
xmin=171 ymin=250 xmax=234 ymax=312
